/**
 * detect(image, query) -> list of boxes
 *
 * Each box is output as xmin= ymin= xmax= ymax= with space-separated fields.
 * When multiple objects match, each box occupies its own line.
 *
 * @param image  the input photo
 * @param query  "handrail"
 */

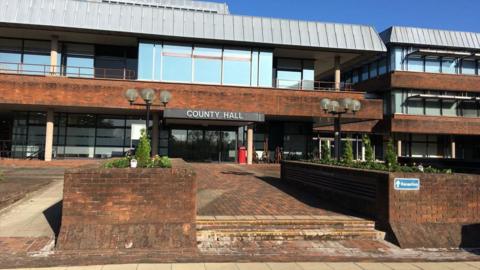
xmin=0 ymin=62 xmax=137 ymax=80
xmin=274 ymin=78 xmax=354 ymax=91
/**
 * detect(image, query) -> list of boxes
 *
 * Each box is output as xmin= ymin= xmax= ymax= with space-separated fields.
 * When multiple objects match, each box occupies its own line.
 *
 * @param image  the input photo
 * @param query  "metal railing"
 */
xmin=274 ymin=79 xmax=354 ymax=91
xmin=0 ymin=62 xmax=137 ymax=80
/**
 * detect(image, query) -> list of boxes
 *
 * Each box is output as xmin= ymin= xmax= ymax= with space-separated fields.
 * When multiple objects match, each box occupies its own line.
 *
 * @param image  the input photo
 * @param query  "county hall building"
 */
xmin=0 ymin=0 xmax=479 ymax=167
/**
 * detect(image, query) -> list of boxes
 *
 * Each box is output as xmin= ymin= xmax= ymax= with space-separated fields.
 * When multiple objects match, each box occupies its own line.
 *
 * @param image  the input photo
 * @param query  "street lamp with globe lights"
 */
xmin=124 ymin=88 xmax=172 ymax=143
xmin=320 ymin=97 xmax=362 ymax=161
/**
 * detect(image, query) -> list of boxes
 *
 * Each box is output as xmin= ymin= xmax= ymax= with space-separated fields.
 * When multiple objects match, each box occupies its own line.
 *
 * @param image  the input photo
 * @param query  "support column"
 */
xmin=334 ymin=55 xmax=341 ymax=91
xmin=451 ymin=137 xmax=456 ymax=159
xmin=151 ymin=112 xmax=159 ymax=157
xmin=50 ymin=36 xmax=59 ymax=75
xmin=397 ymin=140 xmax=402 ymax=157
xmin=247 ymin=125 xmax=254 ymax=165
xmin=44 ymin=110 xmax=54 ymax=162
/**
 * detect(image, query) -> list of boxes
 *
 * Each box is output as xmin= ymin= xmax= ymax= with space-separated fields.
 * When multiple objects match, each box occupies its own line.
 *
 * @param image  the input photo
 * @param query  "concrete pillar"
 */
xmin=44 ymin=110 xmax=54 ymax=161
xmin=151 ymin=112 xmax=159 ymax=157
xmin=397 ymin=140 xmax=402 ymax=157
xmin=451 ymin=138 xmax=456 ymax=159
xmin=50 ymin=36 xmax=59 ymax=75
xmin=334 ymin=55 xmax=341 ymax=91
xmin=247 ymin=125 xmax=254 ymax=165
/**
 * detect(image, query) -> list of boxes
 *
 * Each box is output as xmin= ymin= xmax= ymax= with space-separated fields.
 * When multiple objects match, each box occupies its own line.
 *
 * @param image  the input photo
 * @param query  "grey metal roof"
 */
xmin=0 ymin=0 xmax=386 ymax=52
xmin=94 ymin=0 xmax=230 ymax=14
xmin=381 ymin=26 xmax=480 ymax=50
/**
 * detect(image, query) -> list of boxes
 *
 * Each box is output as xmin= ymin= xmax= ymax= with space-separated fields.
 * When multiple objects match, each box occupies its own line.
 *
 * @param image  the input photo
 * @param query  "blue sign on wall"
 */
xmin=394 ymin=178 xmax=420 ymax=191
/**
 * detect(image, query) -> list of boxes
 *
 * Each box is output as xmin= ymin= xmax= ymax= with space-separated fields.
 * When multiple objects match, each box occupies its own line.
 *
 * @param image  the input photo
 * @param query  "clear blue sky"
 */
xmin=208 ymin=0 xmax=479 ymax=33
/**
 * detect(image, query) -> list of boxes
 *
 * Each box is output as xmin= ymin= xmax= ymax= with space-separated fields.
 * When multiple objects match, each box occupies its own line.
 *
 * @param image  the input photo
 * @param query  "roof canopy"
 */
xmin=381 ymin=26 xmax=480 ymax=51
xmin=0 ymin=0 xmax=386 ymax=53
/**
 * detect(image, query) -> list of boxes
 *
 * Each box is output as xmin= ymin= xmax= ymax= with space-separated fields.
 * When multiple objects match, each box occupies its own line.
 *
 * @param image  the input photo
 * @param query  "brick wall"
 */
xmin=0 ymin=74 xmax=382 ymax=120
xmin=57 ymin=160 xmax=197 ymax=251
xmin=281 ymin=161 xmax=480 ymax=248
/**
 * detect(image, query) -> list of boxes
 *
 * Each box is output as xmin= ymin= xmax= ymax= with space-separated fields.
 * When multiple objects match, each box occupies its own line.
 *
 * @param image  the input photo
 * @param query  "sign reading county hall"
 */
xmin=394 ymin=178 xmax=420 ymax=191
xmin=164 ymin=109 xmax=265 ymax=122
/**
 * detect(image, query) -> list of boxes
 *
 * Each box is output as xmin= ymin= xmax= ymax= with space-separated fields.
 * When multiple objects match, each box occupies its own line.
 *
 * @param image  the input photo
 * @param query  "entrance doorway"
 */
xmin=169 ymin=128 xmax=238 ymax=162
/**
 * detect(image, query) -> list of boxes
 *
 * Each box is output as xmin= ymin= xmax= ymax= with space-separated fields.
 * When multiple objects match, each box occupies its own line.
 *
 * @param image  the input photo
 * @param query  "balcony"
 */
xmin=0 ymin=62 xmax=354 ymax=92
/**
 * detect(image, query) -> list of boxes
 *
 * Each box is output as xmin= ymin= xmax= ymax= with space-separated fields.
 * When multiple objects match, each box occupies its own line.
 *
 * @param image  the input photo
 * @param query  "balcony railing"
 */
xmin=274 ymin=79 xmax=353 ymax=91
xmin=0 ymin=62 xmax=354 ymax=91
xmin=0 ymin=62 xmax=136 ymax=80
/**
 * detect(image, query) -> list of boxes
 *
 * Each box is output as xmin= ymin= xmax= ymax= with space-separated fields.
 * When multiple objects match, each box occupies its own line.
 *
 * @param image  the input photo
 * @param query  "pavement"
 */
xmin=2 ymin=262 xmax=480 ymax=270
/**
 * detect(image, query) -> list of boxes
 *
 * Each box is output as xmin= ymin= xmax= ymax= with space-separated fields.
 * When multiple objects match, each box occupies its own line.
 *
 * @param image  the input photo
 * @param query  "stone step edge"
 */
xmin=197 ymin=215 xmax=374 ymax=223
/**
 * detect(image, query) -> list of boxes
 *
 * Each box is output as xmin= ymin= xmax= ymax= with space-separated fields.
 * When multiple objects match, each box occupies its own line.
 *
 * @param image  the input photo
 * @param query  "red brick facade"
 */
xmin=281 ymin=161 xmax=480 ymax=248
xmin=57 ymin=160 xmax=197 ymax=251
xmin=0 ymin=74 xmax=382 ymax=120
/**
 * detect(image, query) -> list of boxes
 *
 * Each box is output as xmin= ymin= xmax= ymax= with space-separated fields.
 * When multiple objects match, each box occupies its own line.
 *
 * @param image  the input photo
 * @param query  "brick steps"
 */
xmin=197 ymin=216 xmax=384 ymax=244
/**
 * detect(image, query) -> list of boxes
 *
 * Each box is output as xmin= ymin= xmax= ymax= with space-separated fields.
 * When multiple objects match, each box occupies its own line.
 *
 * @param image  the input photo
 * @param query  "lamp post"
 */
xmin=124 ymin=88 xmax=172 ymax=140
xmin=320 ymin=98 xmax=361 ymax=161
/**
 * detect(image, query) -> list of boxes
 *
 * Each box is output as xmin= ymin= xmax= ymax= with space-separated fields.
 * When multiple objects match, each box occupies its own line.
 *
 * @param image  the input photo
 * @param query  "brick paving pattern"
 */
xmin=196 ymin=163 xmax=356 ymax=216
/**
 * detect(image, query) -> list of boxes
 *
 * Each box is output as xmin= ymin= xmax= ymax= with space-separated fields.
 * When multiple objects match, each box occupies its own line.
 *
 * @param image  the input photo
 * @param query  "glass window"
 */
xmin=425 ymin=56 xmax=440 ymax=73
xmin=138 ymin=42 xmax=154 ymax=80
xmin=361 ymin=65 xmax=369 ymax=81
xmin=23 ymin=40 xmax=50 ymax=75
xmin=258 ymin=51 xmax=273 ymax=87
xmin=407 ymin=55 xmax=423 ymax=72
xmin=392 ymin=90 xmax=404 ymax=114
xmin=441 ymin=57 xmax=457 ymax=74
xmin=162 ymin=43 xmax=192 ymax=82
xmin=251 ymin=50 xmax=259 ymax=86
xmin=461 ymin=59 xmax=476 ymax=75
xmin=193 ymin=46 xmax=222 ymax=84
xmin=277 ymin=70 xmax=302 ymax=89
xmin=442 ymin=100 xmax=457 ymax=116
xmin=390 ymin=47 xmax=403 ymax=71
xmin=378 ymin=58 xmax=387 ymax=75
xmin=406 ymin=91 xmax=424 ymax=115
xmin=0 ymin=38 xmax=22 ymax=72
xmin=369 ymin=62 xmax=378 ymax=78
xmin=223 ymin=48 xmax=251 ymax=86
xmin=302 ymin=60 xmax=315 ymax=90
xmin=460 ymin=101 xmax=478 ymax=117
xmin=352 ymin=70 xmax=359 ymax=84
xmin=425 ymin=98 xmax=441 ymax=116
xmin=64 ymin=43 xmax=94 ymax=78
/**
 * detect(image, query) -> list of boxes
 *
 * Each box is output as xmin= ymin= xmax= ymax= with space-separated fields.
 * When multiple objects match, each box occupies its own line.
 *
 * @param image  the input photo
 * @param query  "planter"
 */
xmin=57 ymin=159 xmax=197 ymax=252
xmin=281 ymin=160 xmax=480 ymax=248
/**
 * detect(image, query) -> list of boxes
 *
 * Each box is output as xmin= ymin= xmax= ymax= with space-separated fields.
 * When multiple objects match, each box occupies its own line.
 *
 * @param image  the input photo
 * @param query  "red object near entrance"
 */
xmin=238 ymin=146 xmax=247 ymax=164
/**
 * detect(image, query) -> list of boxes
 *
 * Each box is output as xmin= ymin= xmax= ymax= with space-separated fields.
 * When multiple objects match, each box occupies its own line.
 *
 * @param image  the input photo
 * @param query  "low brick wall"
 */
xmin=281 ymin=161 xmax=480 ymax=248
xmin=57 ymin=160 xmax=197 ymax=252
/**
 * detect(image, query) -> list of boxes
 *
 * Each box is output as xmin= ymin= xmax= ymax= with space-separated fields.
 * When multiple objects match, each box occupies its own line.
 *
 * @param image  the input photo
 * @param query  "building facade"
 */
xmin=0 ymin=0 xmax=478 ymax=165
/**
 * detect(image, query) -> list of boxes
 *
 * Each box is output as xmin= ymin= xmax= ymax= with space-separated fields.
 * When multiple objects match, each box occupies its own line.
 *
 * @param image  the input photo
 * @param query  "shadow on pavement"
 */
xmin=42 ymin=200 xmax=62 ymax=241
xmin=255 ymin=175 xmax=369 ymax=219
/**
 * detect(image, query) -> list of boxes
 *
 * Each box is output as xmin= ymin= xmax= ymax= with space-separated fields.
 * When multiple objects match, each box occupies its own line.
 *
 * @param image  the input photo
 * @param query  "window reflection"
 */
xmin=193 ymin=46 xmax=222 ymax=84
xmin=162 ymin=43 xmax=192 ymax=82
xmin=223 ymin=48 xmax=251 ymax=86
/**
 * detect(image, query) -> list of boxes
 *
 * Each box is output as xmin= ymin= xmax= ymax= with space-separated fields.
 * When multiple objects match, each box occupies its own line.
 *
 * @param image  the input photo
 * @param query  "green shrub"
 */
xmin=103 ymin=157 xmax=131 ymax=168
xmin=135 ymin=129 xmax=151 ymax=168
xmin=362 ymin=134 xmax=374 ymax=164
xmin=385 ymin=138 xmax=398 ymax=170
xmin=152 ymin=156 xmax=172 ymax=168
xmin=342 ymin=138 xmax=354 ymax=164
xmin=321 ymin=140 xmax=331 ymax=162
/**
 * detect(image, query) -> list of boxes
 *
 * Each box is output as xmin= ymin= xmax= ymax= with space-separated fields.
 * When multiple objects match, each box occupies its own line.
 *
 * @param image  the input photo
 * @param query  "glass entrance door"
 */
xmin=169 ymin=128 xmax=237 ymax=162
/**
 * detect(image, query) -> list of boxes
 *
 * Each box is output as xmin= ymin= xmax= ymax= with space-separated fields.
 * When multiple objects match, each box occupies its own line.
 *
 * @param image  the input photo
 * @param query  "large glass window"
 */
xmin=407 ymin=55 xmax=423 ymax=72
xmin=302 ymin=60 xmax=315 ymax=90
xmin=442 ymin=92 xmax=458 ymax=116
xmin=63 ymin=43 xmax=94 ymax=78
xmin=193 ymin=46 xmax=222 ymax=84
xmin=461 ymin=59 xmax=477 ymax=75
xmin=425 ymin=56 xmax=440 ymax=73
xmin=378 ymin=58 xmax=387 ymax=75
xmin=0 ymin=38 xmax=22 ymax=72
xmin=460 ymin=100 xmax=478 ymax=117
xmin=162 ymin=43 xmax=192 ymax=82
xmin=138 ymin=42 xmax=155 ymax=80
xmin=23 ymin=40 xmax=50 ymax=75
xmin=441 ymin=57 xmax=457 ymax=74
xmin=406 ymin=91 xmax=424 ymax=115
xmin=258 ymin=51 xmax=273 ymax=87
xmin=223 ymin=48 xmax=251 ymax=86
xmin=369 ymin=62 xmax=378 ymax=78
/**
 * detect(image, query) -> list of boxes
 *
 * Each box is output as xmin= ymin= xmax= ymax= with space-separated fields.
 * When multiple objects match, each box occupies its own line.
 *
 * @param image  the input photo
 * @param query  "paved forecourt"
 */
xmin=2 ymin=262 xmax=480 ymax=270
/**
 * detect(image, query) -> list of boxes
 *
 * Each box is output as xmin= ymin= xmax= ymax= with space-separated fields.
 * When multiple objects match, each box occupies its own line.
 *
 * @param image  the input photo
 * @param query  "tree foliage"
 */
xmin=362 ymin=134 xmax=375 ymax=164
xmin=135 ymin=129 xmax=151 ymax=168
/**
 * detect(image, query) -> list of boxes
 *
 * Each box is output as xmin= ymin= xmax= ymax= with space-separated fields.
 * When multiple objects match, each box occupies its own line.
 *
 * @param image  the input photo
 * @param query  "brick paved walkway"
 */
xmin=195 ymin=163 xmax=357 ymax=217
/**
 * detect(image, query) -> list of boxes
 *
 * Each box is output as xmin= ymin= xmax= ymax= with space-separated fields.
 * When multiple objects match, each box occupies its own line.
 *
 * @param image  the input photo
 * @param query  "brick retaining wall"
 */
xmin=281 ymin=161 xmax=480 ymax=248
xmin=57 ymin=160 xmax=197 ymax=252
